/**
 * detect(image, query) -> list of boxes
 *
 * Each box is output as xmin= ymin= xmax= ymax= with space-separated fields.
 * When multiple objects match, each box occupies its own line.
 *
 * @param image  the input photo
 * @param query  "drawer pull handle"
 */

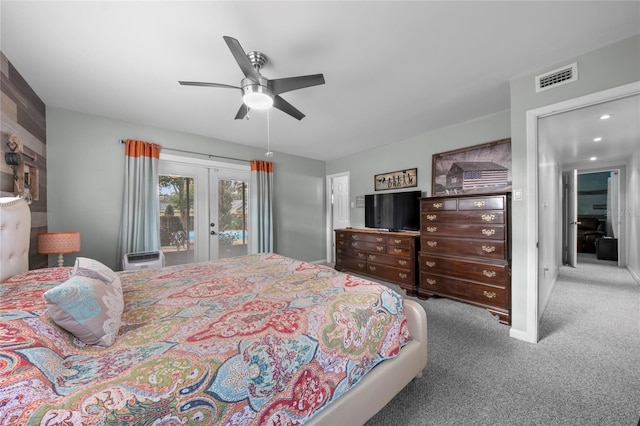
xmin=432 ymin=202 xmax=443 ymax=209
xmin=483 ymin=291 xmax=497 ymax=299
xmin=482 ymin=229 xmax=496 ymax=236
xmin=358 ymin=253 xmax=366 ymax=258
xmin=426 ymin=278 xmax=436 ymax=285
xmin=474 ymin=201 xmax=486 ymax=207
xmin=425 ymin=261 xmax=436 ymax=268
xmin=483 ymin=270 xmax=497 ymax=278
xmin=394 ymin=239 xmax=402 ymax=244
xmin=337 ymin=248 xmax=343 ymax=254
xmin=352 ymin=235 xmax=359 ymax=240
xmin=352 ymin=242 xmax=358 ymax=247
xmin=369 ymin=255 xmax=376 ymax=261
xmin=338 ymin=233 xmax=344 ymax=238
xmin=338 ymin=241 xmax=345 ymax=246
xmin=377 ymin=246 xmax=385 ymax=252
xmin=398 ymin=260 xmax=407 ymax=266
xmin=377 ymin=237 xmax=384 ymax=242
xmin=369 ymin=266 xmax=376 ymax=272
xmin=482 ymin=246 xmax=496 ymax=253
xmin=481 ymin=214 xmax=496 ymax=222
xmin=426 ymin=226 xmax=438 ymax=233
xmin=427 ymin=241 xmax=438 ymax=247
xmin=399 ymin=273 xmax=407 ymax=279
xmin=394 ymin=248 xmax=403 ymax=254
xmin=337 ymin=259 xmax=343 ymax=263
xmin=426 ymin=214 xmax=437 ymax=221
xmin=357 ymin=263 xmax=365 ymax=268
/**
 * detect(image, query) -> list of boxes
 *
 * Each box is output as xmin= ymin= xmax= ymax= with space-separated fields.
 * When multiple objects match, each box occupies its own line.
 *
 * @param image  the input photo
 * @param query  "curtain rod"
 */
xmin=119 ymin=140 xmax=250 ymax=163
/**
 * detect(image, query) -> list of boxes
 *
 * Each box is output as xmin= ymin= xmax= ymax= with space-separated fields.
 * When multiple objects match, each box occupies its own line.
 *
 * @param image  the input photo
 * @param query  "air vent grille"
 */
xmin=535 ymin=63 xmax=578 ymax=92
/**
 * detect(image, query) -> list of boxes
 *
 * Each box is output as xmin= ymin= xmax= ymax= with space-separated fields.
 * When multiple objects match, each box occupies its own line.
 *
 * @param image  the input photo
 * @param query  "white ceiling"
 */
xmin=539 ymin=94 xmax=640 ymax=170
xmin=1 ymin=1 xmax=639 ymax=162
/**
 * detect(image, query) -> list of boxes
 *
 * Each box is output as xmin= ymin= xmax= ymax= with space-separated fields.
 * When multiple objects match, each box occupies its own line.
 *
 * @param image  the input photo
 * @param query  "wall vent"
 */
xmin=535 ymin=63 xmax=578 ymax=93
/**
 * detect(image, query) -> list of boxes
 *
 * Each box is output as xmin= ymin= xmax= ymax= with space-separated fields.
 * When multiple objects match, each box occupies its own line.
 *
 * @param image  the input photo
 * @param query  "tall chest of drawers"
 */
xmin=419 ymin=193 xmax=511 ymax=324
xmin=334 ymin=229 xmax=419 ymax=296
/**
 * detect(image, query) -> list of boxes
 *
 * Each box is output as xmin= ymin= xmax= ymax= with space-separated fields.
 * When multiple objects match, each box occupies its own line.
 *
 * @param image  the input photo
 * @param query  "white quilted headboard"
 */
xmin=0 ymin=197 xmax=31 ymax=282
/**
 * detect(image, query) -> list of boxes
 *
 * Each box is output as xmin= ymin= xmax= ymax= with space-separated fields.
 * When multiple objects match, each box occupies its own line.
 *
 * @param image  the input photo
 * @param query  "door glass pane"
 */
xmin=159 ymin=174 xmax=196 ymax=266
xmin=218 ymin=178 xmax=248 ymax=259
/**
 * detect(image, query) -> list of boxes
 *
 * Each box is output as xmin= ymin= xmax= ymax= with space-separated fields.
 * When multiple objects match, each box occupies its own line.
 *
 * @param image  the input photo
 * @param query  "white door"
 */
xmin=159 ymin=156 xmax=250 ymax=266
xmin=563 ymin=169 xmax=578 ymax=267
xmin=326 ymin=173 xmax=350 ymax=263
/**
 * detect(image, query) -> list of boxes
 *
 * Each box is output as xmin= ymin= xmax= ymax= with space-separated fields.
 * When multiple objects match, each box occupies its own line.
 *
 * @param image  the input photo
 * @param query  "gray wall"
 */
xmin=47 ymin=107 xmax=327 ymax=270
xmin=326 ymin=109 xmax=512 ymax=227
xmin=509 ymin=34 xmax=640 ymax=336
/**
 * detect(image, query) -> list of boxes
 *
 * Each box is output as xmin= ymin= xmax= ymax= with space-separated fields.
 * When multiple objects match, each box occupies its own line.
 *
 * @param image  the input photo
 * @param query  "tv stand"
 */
xmin=334 ymin=228 xmax=420 ymax=296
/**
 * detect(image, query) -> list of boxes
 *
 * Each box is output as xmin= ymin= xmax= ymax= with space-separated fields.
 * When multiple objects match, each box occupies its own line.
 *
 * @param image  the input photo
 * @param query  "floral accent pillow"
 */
xmin=43 ymin=273 xmax=123 ymax=347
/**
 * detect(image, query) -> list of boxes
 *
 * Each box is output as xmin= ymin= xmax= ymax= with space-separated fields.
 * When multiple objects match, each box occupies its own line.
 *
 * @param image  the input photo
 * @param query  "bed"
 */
xmin=0 ymin=197 xmax=428 ymax=425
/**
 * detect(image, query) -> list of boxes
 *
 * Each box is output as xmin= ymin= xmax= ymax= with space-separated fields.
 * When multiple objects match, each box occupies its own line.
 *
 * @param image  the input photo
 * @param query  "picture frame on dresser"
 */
xmin=432 ymin=138 xmax=511 ymax=197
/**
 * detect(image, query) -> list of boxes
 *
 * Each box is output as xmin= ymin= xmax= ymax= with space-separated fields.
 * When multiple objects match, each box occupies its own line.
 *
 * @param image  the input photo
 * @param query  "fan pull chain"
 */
xmin=265 ymin=109 xmax=274 ymax=157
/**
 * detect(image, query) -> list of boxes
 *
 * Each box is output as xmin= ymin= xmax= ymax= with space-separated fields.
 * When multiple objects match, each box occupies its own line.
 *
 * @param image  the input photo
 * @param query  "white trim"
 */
xmin=160 ymin=153 xmax=249 ymax=172
xmin=523 ymin=81 xmax=640 ymax=343
xmin=325 ymin=171 xmax=350 ymax=263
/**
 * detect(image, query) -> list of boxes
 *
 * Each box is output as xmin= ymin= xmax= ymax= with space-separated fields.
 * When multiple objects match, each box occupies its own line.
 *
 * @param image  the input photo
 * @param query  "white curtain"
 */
xmin=117 ymin=139 xmax=162 ymax=269
xmin=249 ymin=160 xmax=274 ymax=253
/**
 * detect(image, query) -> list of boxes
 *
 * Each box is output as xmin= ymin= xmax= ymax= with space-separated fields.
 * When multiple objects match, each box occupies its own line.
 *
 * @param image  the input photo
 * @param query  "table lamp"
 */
xmin=37 ymin=232 xmax=81 ymax=267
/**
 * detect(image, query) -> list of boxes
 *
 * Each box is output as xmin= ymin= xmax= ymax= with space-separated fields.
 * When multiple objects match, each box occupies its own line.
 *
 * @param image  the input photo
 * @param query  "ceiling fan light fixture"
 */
xmin=242 ymin=84 xmax=273 ymax=110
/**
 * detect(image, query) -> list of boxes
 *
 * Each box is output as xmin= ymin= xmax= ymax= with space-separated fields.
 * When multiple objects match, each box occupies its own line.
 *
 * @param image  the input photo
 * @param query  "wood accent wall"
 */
xmin=1 ymin=51 xmax=48 ymax=269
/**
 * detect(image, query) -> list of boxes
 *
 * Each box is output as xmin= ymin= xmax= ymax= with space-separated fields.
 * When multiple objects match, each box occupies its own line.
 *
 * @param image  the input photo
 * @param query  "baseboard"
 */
xmin=628 ymin=266 xmax=640 ymax=286
xmin=309 ymin=259 xmax=328 ymax=265
xmin=510 ymin=327 xmax=537 ymax=343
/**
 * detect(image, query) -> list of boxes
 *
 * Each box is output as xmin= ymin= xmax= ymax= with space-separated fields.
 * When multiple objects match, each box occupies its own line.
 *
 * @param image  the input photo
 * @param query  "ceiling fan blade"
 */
xmin=273 ymin=95 xmax=305 ymax=120
xmin=270 ymin=74 xmax=325 ymax=95
xmin=234 ymin=103 xmax=249 ymax=120
xmin=179 ymin=81 xmax=240 ymax=89
xmin=223 ymin=36 xmax=261 ymax=83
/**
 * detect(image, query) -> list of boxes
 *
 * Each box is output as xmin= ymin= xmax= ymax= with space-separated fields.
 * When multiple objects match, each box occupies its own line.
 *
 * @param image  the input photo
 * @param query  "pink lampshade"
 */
xmin=37 ymin=232 xmax=81 ymax=267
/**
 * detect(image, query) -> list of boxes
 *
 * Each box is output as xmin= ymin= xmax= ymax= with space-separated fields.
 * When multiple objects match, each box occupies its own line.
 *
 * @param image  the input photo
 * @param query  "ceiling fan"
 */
xmin=179 ymin=36 xmax=325 ymax=121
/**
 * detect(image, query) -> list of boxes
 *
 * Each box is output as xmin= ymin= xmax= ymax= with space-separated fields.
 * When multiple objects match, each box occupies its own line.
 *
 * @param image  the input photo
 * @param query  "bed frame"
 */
xmin=0 ymin=196 xmax=31 ymax=282
xmin=308 ymin=298 xmax=428 ymax=425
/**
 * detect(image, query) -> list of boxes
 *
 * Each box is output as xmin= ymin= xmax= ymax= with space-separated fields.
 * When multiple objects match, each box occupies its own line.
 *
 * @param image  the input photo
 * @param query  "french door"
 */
xmin=158 ymin=155 xmax=250 ymax=266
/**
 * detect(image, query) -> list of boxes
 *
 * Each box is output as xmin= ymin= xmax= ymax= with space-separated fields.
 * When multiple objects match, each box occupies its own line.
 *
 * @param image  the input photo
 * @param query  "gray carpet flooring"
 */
xmin=363 ymin=253 xmax=640 ymax=426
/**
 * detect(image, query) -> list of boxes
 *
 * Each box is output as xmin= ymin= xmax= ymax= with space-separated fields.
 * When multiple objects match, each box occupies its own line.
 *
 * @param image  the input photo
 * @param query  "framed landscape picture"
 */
xmin=431 ymin=138 xmax=511 ymax=197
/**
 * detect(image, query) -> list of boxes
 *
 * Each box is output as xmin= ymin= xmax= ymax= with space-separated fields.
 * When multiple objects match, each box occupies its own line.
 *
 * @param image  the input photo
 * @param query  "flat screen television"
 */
xmin=364 ymin=190 xmax=421 ymax=232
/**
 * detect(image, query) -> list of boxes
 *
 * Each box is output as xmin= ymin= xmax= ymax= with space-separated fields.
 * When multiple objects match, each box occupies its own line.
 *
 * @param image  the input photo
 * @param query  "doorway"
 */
xmin=326 ymin=172 xmax=350 ymax=263
xmin=159 ymin=154 xmax=250 ymax=266
xmin=527 ymin=82 xmax=639 ymax=343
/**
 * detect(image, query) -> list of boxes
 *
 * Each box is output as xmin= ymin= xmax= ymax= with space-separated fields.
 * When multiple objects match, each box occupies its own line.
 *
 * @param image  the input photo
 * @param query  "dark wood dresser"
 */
xmin=334 ymin=228 xmax=420 ymax=296
xmin=418 ymin=193 xmax=511 ymax=324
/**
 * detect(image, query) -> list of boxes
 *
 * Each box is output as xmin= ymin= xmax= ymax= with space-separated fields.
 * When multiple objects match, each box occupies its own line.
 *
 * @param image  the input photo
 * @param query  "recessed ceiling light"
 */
xmin=598 ymin=114 xmax=611 ymax=120
xmin=590 ymin=156 xmax=597 ymax=161
xmin=593 ymin=137 xmax=602 ymax=142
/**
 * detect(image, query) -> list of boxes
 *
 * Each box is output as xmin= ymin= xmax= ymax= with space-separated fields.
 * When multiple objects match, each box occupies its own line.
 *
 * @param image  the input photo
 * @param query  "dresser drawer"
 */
xmin=421 ymin=237 xmax=506 ymax=260
xmin=351 ymin=233 xmax=386 ymax=244
xmin=338 ymin=256 xmax=368 ymax=272
xmin=419 ymin=254 xmax=507 ymax=286
xmin=421 ymin=198 xmax=458 ymax=212
xmin=421 ymin=210 xmax=505 ymax=225
xmin=335 ymin=230 xmax=351 ymax=241
xmin=368 ymin=252 xmax=413 ymax=269
xmin=387 ymin=235 xmax=413 ymax=247
xmin=350 ymin=240 xmax=386 ymax=253
xmin=368 ymin=263 xmax=413 ymax=285
xmin=419 ymin=273 xmax=507 ymax=308
xmin=420 ymin=223 xmax=505 ymax=240
xmin=458 ymin=196 xmax=504 ymax=211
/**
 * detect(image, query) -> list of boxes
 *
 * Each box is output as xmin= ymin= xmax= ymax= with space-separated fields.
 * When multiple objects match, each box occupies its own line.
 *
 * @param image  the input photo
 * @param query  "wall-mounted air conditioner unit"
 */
xmin=123 ymin=251 xmax=165 ymax=271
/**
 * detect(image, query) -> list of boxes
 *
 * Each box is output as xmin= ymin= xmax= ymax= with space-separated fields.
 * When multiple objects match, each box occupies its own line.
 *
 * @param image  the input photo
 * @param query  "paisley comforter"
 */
xmin=0 ymin=253 xmax=409 ymax=425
